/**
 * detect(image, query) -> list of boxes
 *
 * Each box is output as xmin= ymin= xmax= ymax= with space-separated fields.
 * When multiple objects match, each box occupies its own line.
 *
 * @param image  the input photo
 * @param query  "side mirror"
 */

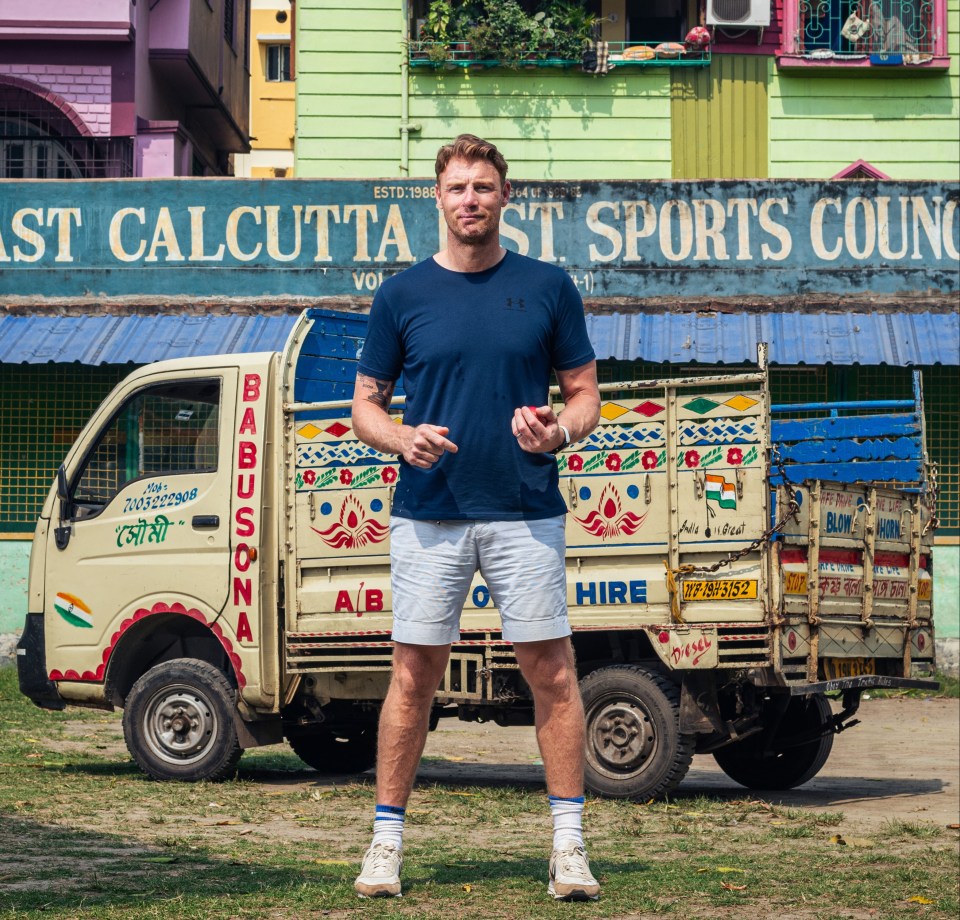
xmin=54 ymin=465 xmax=72 ymax=550
xmin=56 ymin=465 xmax=69 ymax=503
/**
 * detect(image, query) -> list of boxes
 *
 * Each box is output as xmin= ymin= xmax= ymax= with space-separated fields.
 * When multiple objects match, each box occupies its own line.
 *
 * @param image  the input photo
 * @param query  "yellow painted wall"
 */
xmin=250 ymin=5 xmax=294 ymax=154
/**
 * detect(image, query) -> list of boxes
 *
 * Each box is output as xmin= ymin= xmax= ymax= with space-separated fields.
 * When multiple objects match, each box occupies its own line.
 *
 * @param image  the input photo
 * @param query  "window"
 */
xmin=780 ymin=0 xmax=948 ymax=66
xmin=224 ymin=0 xmax=236 ymax=46
xmin=266 ymin=43 xmax=292 ymax=81
xmin=0 ymin=119 xmax=82 ymax=179
xmin=625 ymin=0 xmax=688 ymax=43
xmin=70 ymin=380 xmax=220 ymax=519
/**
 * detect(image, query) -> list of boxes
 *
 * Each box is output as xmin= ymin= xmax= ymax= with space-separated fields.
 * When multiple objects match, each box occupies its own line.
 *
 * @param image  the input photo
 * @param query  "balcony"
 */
xmin=408 ymin=40 xmax=711 ymax=71
xmin=0 ymin=0 xmax=135 ymax=41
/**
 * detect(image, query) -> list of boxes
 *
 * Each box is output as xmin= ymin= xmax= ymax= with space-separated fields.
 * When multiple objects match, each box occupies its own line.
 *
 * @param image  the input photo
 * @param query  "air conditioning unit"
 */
xmin=706 ymin=0 xmax=770 ymax=28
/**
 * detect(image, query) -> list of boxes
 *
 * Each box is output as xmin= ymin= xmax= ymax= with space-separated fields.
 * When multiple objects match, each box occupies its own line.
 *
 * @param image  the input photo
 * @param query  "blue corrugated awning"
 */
xmin=0 ymin=314 xmax=298 ymax=365
xmin=584 ymin=311 xmax=960 ymax=365
xmin=0 ymin=311 xmax=957 ymax=366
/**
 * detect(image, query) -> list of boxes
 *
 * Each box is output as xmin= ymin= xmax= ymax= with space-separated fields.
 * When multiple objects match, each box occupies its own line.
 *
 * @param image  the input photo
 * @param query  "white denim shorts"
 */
xmin=389 ymin=516 xmax=570 ymax=646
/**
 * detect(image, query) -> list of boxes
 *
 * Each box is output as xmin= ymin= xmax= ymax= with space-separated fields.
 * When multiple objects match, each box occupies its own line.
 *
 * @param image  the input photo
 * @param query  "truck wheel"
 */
xmin=713 ymin=694 xmax=834 ymax=790
xmin=579 ymin=665 xmax=695 ymax=801
xmin=286 ymin=724 xmax=378 ymax=774
xmin=122 ymin=658 xmax=242 ymax=782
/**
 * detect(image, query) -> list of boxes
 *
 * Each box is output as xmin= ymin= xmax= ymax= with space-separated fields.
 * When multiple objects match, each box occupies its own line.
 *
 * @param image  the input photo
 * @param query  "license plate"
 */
xmin=823 ymin=657 xmax=876 ymax=679
xmin=682 ymin=579 xmax=758 ymax=601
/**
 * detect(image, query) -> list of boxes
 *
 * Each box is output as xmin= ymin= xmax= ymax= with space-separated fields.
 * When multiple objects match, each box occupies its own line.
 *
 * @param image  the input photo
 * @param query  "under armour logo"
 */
xmin=505 ymin=297 xmax=526 ymax=311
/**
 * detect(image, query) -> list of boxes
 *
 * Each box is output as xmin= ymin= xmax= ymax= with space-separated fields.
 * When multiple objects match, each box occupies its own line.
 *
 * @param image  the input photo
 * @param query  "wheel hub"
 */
xmin=143 ymin=687 xmax=216 ymax=765
xmin=590 ymin=701 xmax=655 ymax=773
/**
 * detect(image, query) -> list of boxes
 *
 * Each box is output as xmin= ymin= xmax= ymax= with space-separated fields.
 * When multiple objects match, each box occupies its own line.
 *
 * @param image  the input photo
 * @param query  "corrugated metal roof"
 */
xmin=0 ymin=315 xmax=297 ymax=365
xmin=0 ymin=311 xmax=956 ymax=366
xmin=584 ymin=311 xmax=960 ymax=365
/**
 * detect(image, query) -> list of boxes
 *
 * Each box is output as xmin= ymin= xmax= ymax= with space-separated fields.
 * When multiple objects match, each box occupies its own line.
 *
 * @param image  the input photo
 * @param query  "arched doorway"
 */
xmin=0 ymin=78 xmax=131 ymax=178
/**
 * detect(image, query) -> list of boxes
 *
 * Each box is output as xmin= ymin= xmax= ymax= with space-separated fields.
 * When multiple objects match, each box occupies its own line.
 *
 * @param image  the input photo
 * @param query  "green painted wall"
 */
xmin=296 ymin=1 xmax=672 ymax=180
xmin=769 ymin=1 xmax=960 ymax=179
xmin=0 ymin=541 xmax=29 ymax=634
xmin=936 ymin=545 xmax=960 ymax=640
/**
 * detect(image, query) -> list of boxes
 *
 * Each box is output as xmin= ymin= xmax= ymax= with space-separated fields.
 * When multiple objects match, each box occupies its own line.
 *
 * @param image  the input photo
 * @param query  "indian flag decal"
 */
xmin=705 ymin=474 xmax=737 ymax=510
xmin=54 ymin=592 xmax=94 ymax=628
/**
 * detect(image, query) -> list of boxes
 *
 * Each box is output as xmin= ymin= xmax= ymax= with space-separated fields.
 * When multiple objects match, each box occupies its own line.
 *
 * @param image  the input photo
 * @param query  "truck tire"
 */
xmin=580 ymin=665 xmax=695 ymax=801
xmin=122 ymin=658 xmax=242 ymax=782
xmin=712 ymin=694 xmax=834 ymax=790
xmin=285 ymin=724 xmax=378 ymax=774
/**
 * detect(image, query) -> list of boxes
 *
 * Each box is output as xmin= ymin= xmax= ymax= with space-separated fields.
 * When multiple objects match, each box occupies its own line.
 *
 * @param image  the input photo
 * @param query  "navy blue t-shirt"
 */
xmin=357 ymin=251 xmax=595 ymax=521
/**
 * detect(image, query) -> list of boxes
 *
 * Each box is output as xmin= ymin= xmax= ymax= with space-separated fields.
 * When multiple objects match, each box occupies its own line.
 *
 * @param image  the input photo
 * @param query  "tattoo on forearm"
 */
xmin=358 ymin=374 xmax=394 ymax=409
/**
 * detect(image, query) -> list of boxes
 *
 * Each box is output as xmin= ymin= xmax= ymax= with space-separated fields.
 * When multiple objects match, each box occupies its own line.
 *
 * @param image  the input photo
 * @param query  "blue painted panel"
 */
xmin=770 ymin=460 xmax=923 ymax=483
xmin=772 ymin=414 xmax=921 ymax=442
xmin=0 ymin=178 xmax=955 ymax=301
xmin=779 ymin=437 xmax=922 ymax=464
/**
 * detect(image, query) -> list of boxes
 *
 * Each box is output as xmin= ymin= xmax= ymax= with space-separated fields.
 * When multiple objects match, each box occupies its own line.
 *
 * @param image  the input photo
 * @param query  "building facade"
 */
xmin=234 ymin=0 xmax=295 ymax=177
xmin=0 ymin=0 xmax=251 ymax=177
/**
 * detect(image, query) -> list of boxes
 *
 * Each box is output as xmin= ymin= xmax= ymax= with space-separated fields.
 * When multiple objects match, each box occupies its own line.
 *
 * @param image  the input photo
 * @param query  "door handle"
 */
xmin=192 ymin=515 xmax=220 ymax=529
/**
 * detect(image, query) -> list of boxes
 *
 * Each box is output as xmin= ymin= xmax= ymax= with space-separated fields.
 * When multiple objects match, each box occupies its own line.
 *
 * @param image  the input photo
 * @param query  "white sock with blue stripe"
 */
xmin=549 ymin=794 xmax=585 ymax=849
xmin=372 ymin=803 xmax=406 ymax=849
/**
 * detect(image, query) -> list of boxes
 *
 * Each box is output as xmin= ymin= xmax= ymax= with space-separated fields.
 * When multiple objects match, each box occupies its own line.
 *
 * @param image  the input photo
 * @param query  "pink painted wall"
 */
xmin=710 ymin=0 xmax=784 ymax=55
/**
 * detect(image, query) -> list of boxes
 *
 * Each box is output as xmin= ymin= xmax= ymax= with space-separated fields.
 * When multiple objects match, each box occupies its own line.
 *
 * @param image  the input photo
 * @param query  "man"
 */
xmin=350 ymin=134 xmax=601 ymax=901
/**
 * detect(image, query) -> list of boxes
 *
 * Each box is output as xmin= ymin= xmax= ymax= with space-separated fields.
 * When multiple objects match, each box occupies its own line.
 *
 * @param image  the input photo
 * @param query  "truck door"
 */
xmin=44 ymin=372 xmax=237 ymax=679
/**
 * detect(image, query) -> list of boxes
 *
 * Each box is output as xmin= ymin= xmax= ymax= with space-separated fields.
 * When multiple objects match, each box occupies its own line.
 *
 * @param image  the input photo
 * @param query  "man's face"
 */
xmin=435 ymin=157 xmax=510 ymax=247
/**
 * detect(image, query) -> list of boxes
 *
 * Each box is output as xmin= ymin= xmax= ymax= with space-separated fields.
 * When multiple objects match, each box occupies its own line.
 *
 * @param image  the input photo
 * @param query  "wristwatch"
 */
xmin=550 ymin=424 xmax=570 ymax=455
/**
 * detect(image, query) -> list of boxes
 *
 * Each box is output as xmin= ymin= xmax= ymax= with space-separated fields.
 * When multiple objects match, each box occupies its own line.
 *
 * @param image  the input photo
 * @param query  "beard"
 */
xmin=445 ymin=211 xmax=499 ymax=246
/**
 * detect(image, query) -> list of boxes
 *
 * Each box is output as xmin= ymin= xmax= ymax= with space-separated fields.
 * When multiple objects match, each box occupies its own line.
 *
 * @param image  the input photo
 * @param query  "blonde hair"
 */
xmin=435 ymin=134 xmax=508 ymax=185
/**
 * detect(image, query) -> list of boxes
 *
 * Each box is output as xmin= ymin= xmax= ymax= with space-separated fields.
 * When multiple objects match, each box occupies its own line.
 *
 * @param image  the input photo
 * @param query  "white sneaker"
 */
xmin=354 ymin=842 xmax=403 ymax=898
xmin=548 ymin=842 xmax=600 ymax=901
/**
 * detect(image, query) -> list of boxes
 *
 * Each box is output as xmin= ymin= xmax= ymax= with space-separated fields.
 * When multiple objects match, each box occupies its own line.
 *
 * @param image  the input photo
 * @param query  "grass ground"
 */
xmin=1 ymin=664 xmax=957 ymax=920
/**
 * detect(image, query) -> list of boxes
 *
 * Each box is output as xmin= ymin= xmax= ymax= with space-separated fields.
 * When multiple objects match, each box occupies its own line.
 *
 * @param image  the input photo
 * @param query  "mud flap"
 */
xmin=16 ymin=613 xmax=65 ymax=710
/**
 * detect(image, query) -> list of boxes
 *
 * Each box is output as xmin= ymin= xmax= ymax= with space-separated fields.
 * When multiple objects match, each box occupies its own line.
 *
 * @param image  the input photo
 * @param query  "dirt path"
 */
xmin=415 ymin=697 xmax=960 ymax=829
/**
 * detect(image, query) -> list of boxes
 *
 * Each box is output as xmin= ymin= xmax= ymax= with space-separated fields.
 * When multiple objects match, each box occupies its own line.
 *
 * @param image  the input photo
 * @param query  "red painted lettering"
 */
xmin=233 ymin=577 xmax=252 ymax=606
xmin=239 ymin=406 xmax=257 ymax=435
xmin=243 ymin=373 xmax=261 ymax=402
xmin=236 ymin=611 xmax=253 ymax=643
xmin=235 ymin=506 xmax=255 ymax=537
xmin=236 ymin=473 xmax=255 ymax=499
xmin=335 ymin=590 xmax=354 ymax=613
xmin=234 ymin=543 xmax=252 ymax=572
xmin=238 ymin=441 xmax=257 ymax=469
xmin=670 ymin=635 xmax=713 ymax=666
xmin=365 ymin=589 xmax=384 ymax=611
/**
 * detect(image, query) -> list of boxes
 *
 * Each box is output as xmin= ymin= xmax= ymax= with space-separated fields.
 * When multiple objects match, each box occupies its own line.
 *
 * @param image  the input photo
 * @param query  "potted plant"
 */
xmin=545 ymin=0 xmax=602 ymax=62
xmin=465 ymin=0 xmax=540 ymax=69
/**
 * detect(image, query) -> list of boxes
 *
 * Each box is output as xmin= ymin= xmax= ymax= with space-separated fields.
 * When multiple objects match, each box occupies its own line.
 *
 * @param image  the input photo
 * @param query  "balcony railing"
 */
xmin=408 ymin=40 xmax=711 ymax=70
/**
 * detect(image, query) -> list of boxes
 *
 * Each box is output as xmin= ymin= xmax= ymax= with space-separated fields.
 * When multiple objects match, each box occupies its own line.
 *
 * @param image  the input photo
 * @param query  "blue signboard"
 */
xmin=0 ymin=178 xmax=956 ymax=300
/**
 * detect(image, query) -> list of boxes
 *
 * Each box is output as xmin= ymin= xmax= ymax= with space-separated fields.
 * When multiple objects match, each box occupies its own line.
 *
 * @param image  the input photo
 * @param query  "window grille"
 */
xmin=0 ymin=93 xmax=133 ymax=178
xmin=0 ymin=365 xmax=129 ymax=533
xmin=797 ymin=0 xmax=934 ymax=56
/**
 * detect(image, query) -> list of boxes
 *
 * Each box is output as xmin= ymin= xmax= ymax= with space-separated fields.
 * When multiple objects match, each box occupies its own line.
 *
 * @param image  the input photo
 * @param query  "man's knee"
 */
xmin=389 ymin=642 xmax=450 ymax=703
xmin=516 ymin=639 xmax=579 ymax=699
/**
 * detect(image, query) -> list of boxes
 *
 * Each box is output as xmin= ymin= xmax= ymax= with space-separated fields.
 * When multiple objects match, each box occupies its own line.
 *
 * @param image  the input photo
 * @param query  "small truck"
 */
xmin=18 ymin=308 xmax=939 ymax=800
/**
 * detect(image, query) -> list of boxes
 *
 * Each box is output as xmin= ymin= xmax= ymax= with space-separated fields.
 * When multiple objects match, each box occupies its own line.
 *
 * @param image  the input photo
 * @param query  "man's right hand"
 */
xmin=400 ymin=424 xmax=458 ymax=469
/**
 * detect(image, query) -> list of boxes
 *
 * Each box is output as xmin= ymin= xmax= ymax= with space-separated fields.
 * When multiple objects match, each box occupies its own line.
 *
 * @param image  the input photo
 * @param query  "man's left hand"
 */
xmin=512 ymin=405 xmax=562 ymax=453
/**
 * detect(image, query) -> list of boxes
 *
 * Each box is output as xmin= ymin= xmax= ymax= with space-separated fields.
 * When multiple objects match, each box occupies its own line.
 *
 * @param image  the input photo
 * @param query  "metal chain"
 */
xmin=922 ymin=460 xmax=939 ymax=537
xmin=673 ymin=444 xmax=801 ymax=579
